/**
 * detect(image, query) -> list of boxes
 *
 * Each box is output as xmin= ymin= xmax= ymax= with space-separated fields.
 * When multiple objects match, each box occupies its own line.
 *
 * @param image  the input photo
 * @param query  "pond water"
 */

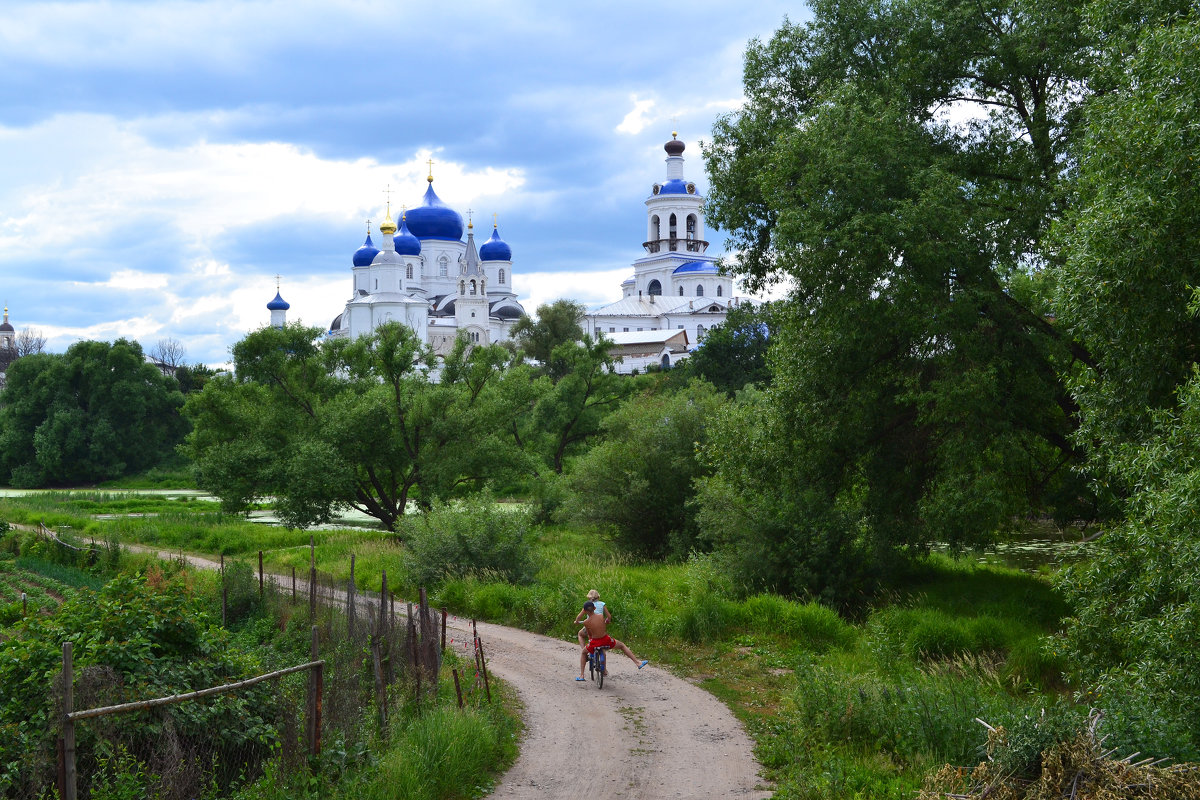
xmin=936 ymin=530 xmax=1097 ymax=573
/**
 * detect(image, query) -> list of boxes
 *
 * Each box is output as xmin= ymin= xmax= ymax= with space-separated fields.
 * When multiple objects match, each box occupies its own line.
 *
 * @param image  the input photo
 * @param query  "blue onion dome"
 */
xmin=266 ymin=291 xmax=290 ymax=311
xmin=353 ymin=231 xmax=380 ymax=266
xmin=673 ymin=260 xmax=718 ymax=274
xmin=479 ymin=224 xmax=512 ymax=261
xmin=405 ymin=181 xmax=464 ymax=241
xmin=393 ymin=214 xmax=422 ymax=256
xmin=657 ymin=178 xmax=694 ymax=194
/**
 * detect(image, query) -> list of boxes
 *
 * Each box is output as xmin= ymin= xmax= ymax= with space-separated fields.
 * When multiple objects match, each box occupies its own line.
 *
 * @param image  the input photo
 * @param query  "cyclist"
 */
xmin=576 ymin=600 xmax=648 ymax=681
xmin=574 ymin=589 xmax=611 ymax=649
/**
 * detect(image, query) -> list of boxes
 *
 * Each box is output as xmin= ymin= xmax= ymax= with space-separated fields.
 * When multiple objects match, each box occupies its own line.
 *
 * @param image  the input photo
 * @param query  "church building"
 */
xmin=268 ymin=167 xmax=526 ymax=354
xmin=583 ymin=133 xmax=744 ymax=373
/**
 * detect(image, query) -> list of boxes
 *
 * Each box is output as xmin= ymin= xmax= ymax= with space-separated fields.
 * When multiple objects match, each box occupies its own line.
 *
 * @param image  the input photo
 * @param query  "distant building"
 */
xmin=584 ymin=133 xmax=747 ymax=373
xmin=325 ymin=170 xmax=525 ymax=355
xmin=0 ymin=306 xmax=16 ymax=389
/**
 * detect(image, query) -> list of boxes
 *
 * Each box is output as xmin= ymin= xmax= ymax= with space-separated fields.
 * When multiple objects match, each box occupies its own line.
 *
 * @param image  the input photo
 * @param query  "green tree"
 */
xmin=561 ymin=379 xmax=726 ymax=557
xmin=684 ymin=303 xmax=773 ymax=395
xmin=529 ymin=335 xmax=629 ymax=475
xmin=184 ymin=322 xmax=537 ymax=530
xmin=509 ymin=299 xmax=586 ymax=381
xmin=1053 ymin=7 xmax=1200 ymax=761
xmin=697 ymin=0 xmax=1099 ymax=597
xmin=0 ymin=340 xmax=187 ymax=487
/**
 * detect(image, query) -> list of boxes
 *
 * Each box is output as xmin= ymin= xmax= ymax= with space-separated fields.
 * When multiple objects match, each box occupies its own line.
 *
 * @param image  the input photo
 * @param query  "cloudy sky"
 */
xmin=0 ymin=0 xmax=803 ymax=366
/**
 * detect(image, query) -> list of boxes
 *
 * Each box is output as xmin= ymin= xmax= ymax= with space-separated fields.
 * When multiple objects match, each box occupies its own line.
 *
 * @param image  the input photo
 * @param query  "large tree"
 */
xmin=0 ymin=339 xmax=187 ymax=486
xmin=1052 ymin=5 xmax=1200 ymax=760
xmin=184 ymin=322 xmax=538 ymax=530
xmin=509 ymin=299 xmax=586 ymax=381
xmin=700 ymin=0 xmax=1099 ymax=595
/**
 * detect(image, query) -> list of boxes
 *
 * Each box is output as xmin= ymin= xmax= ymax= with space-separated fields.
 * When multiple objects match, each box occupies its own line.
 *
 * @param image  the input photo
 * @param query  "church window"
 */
xmin=637 ymin=327 xmax=643 ymax=332
xmin=471 ymin=311 xmax=476 ymax=317
xmin=470 ymin=280 xmax=477 ymax=295
xmin=374 ymin=279 xmax=378 ymax=290
xmin=651 ymin=215 xmax=660 ymax=241
xmin=678 ymin=286 xmax=683 ymax=296
xmin=677 ymin=324 xmax=684 ymax=329
xmin=439 ymin=255 xmax=449 ymax=276
xmin=687 ymin=214 xmax=697 ymax=239
xmin=609 ymin=327 xmax=615 ymax=333
xmin=697 ymin=324 xmax=707 ymax=341
xmin=669 ymin=214 xmax=677 ymax=249
xmin=406 ymin=264 xmax=413 ymax=279
xmin=647 ymin=279 xmax=662 ymax=296
xmin=717 ymin=285 xmax=723 ymax=297
xmin=498 ymin=268 xmax=505 ymax=284
xmin=696 ymin=285 xmax=704 ymax=296
xmin=460 ymin=280 xmax=466 ymax=294
xmin=623 ymin=327 xmax=629 ymax=332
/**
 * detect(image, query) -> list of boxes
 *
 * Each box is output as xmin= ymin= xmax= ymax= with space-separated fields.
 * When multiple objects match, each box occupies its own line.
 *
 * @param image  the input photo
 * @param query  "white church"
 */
xmin=582 ymin=133 xmax=745 ymax=373
xmin=266 ymin=134 xmax=744 ymax=372
xmin=268 ymin=168 xmax=526 ymax=356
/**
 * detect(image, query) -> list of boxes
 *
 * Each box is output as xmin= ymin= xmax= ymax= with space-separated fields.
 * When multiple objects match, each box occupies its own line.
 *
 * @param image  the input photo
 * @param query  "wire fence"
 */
xmin=11 ymin=534 xmax=496 ymax=800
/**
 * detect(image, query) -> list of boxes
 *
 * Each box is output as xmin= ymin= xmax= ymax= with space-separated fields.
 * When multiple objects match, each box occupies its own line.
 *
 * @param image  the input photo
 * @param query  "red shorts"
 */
xmin=586 ymin=635 xmax=615 ymax=654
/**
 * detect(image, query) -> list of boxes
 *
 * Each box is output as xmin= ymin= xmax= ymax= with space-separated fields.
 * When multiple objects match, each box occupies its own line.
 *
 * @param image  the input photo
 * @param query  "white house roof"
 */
xmin=589 ymin=296 xmax=728 ymax=317
xmin=601 ymin=329 xmax=690 ymax=348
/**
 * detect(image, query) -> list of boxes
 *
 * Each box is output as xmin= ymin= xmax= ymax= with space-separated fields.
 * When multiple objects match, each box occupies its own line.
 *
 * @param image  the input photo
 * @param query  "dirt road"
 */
xmin=28 ymin=531 xmax=771 ymax=799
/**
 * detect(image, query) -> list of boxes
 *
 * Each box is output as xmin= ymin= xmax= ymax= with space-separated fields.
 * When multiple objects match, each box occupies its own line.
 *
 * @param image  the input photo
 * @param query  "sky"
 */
xmin=0 ymin=0 xmax=804 ymax=367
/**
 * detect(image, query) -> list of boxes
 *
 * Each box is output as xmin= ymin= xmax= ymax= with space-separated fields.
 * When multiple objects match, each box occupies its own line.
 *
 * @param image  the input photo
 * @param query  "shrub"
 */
xmin=741 ymin=594 xmax=855 ymax=651
xmin=906 ymin=616 xmax=973 ymax=661
xmin=399 ymin=496 xmax=537 ymax=589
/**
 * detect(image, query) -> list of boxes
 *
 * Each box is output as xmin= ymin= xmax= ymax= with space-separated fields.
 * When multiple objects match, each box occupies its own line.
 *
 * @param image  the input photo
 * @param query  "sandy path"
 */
xmin=17 ymin=528 xmax=771 ymax=799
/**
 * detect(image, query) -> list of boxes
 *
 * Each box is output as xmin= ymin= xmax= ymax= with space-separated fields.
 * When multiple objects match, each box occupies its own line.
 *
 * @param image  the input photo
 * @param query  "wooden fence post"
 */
xmin=441 ymin=609 xmax=447 ymax=654
xmin=258 ymin=550 xmax=264 ymax=597
xmin=220 ymin=554 xmax=226 ymax=627
xmin=292 ymin=566 xmax=296 ymax=602
xmin=308 ymin=536 xmax=316 ymax=619
xmin=478 ymin=639 xmax=492 ymax=704
xmin=348 ymin=554 xmax=356 ymax=638
xmin=452 ymin=668 xmax=464 ymax=708
xmin=308 ymin=626 xmax=322 ymax=757
xmin=62 ymin=642 xmax=77 ymax=800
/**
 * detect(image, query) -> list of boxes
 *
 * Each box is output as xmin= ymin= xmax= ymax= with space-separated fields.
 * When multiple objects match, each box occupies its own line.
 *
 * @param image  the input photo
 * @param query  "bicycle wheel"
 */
xmin=597 ymin=649 xmax=606 ymax=689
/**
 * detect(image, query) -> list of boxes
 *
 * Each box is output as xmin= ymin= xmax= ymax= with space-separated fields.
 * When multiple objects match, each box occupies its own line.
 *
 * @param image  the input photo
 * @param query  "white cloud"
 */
xmin=0 ymin=114 xmax=525 ymax=253
xmin=616 ymin=95 xmax=657 ymax=135
xmin=515 ymin=268 xmax=630 ymax=312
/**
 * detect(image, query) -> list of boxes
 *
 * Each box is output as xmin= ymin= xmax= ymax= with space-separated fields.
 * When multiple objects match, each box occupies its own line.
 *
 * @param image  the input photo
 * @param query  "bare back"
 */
xmin=581 ymin=612 xmax=608 ymax=640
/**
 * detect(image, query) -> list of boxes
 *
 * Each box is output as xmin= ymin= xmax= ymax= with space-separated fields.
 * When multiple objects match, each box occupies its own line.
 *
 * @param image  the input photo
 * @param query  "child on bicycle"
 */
xmin=576 ymin=600 xmax=648 ymax=681
xmin=574 ymin=589 xmax=611 ymax=649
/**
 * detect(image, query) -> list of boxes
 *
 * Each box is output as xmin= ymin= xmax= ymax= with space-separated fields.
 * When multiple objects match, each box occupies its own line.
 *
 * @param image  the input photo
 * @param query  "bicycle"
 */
xmin=587 ymin=645 xmax=610 ymax=689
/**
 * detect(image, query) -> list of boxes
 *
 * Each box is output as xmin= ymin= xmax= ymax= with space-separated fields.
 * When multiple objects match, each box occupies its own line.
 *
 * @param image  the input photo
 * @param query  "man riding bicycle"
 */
xmin=576 ymin=601 xmax=648 ymax=681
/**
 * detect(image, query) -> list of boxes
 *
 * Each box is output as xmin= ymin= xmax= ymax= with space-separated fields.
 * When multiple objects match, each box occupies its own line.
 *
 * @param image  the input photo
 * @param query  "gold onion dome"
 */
xmin=379 ymin=206 xmax=398 ymax=235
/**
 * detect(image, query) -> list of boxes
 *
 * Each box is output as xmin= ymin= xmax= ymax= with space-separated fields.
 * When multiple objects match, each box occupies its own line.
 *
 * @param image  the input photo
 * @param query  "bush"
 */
xmin=399 ymin=496 xmax=537 ymax=589
xmin=906 ymin=615 xmax=974 ymax=661
xmin=741 ymin=594 xmax=855 ymax=651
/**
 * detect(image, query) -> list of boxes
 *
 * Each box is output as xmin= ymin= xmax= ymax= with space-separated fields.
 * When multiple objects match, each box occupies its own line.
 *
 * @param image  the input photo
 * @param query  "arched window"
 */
xmin=661 ymin=354 xmax=671 ymax=370
xmin=669 ymin=214 xmax=677 ymax=249
xmin=651 ymin=215 xmax=660 ymax=241
xmin=374 ymin=278 xmax=378 ymax=290
xmin=439 ymin=256 xmax=449 ymax=277
xmin=459 ymin=280 xmax=466 ymax=294
xmin=716 ymin=285 xmax=723 ymax=297
xmin=498 ymin=268 xmax=505 ymax=284
xmin=678 ymin=286 xmax=684 ymax=296
xmin=648 ymin=279 xmax=662 ymax=296
xmin=696 ymin=285 xmax=704 ymax=296
xmin=697 ymin=324 xmax=707 ymax=342
xmin=687 ymin=214 xmax=697 ymax=239
xmin=470 ymin=280 xmax=477 ymax=295
xmin=406 ymin=264 xmax=413 ymax=279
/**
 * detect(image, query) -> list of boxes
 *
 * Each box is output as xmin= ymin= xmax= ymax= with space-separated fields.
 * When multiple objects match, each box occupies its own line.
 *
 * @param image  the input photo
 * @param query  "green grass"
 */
xmin=3 ymin=491 xmax=1074 ymax=799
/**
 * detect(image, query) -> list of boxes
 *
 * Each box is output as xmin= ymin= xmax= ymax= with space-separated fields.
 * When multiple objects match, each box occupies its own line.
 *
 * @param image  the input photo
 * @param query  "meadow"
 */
xmin=0 ymin=492 xmax=1076 ymax=798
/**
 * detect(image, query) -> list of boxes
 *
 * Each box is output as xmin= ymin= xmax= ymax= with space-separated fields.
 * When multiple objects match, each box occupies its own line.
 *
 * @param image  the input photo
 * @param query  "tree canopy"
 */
xmin=184 ymin=323 xmax=538 ymax=530
xmin=0 ymin=339 xmax=187 ymax=487
xmin=699 ymin=0 xmax=1101 ymax=597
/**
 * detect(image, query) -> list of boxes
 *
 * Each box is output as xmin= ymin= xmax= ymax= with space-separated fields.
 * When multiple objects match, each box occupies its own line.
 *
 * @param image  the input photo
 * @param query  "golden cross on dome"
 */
xmin=427 ymin=158 xmax=435 ymax=182
xmin=492 ymin=212 xmax=498 ymax=227
xmin=366 ymin=218 xmax=371 ymax=233
xmin=467 ymin=208 xmax=474 ymax=228
xmin=274 ymin=275 xmax=282 ymax=291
